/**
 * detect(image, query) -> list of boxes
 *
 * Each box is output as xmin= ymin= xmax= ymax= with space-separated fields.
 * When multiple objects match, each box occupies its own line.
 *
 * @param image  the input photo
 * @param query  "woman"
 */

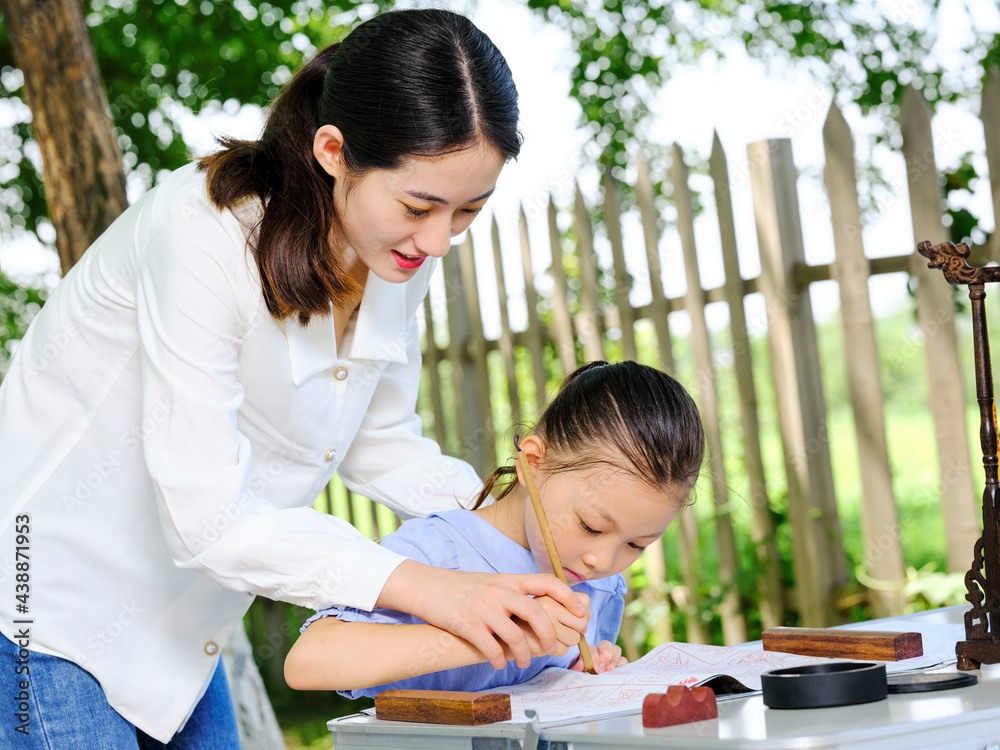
xmin=0 ymin=9 xmax=587 ymax=748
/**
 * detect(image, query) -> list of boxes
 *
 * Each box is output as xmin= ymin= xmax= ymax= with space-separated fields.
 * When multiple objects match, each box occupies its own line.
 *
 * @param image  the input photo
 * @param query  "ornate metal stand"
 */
xmin=918 ymin=240 xmax=1000 ymax=669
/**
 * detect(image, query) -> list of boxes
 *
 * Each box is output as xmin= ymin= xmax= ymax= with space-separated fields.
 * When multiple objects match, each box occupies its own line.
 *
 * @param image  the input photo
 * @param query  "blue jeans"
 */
xmin=0 ymin=633 xmax=241 ymax=749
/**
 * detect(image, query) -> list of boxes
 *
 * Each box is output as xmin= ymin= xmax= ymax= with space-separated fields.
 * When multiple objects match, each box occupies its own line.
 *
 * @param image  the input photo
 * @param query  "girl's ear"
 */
xmin=313 ymin=124 xmax=347 ymax=178
xmin=515 ymin=435 xmax=546 ymax=486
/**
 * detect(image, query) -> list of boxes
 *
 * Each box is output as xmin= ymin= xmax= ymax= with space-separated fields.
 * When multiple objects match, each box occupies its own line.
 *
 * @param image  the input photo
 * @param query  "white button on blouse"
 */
xmin=0 ymin=163 xmax=482 ymax=743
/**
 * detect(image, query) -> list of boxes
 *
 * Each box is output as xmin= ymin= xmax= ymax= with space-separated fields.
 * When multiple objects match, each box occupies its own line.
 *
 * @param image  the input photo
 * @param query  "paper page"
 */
xmin=498 ymin=642 xmax=837 ymax=725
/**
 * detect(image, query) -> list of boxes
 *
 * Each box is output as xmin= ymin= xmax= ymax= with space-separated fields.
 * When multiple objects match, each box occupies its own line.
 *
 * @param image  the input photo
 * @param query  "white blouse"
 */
xmin=0 ymin=162 xmax=482 ymax=741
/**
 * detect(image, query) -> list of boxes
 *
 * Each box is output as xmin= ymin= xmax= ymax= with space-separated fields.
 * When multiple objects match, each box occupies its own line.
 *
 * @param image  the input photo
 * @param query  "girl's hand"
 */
xmin=570 ymin=640 xmax=627 ymax=673
xmin=377 ymin=561 xmax=590 ymax=670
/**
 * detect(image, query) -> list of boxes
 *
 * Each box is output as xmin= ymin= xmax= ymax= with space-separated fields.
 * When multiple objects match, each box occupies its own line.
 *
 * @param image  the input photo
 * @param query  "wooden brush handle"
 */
xmin=514 ymin=446 xmax=597 ymax=674
xmin=516 ymin=450 xmax=568 ymax=584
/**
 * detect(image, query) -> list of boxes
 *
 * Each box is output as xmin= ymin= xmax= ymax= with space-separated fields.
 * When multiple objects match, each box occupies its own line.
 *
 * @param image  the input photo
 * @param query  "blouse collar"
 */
xmin=280 ymin=270 xmax=409 ymax=385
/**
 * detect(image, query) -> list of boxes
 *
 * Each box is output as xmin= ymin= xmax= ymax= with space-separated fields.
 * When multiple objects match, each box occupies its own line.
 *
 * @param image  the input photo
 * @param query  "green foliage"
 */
xmin=902 ymin=565 xmax=968 ymax=612
xmin=3 ymin=1 xmax=997 ymax=252
xmin=942 ymin=152 xmax=989 ymax=248
xmin=90 ymin=0 xmax=394 ymax=181
xmin=0 ymin=269 xmax=46 ymax=379
xmin=526 ymin=0 xmax=671 ymax=169
xmin=0 ymin=0 xmax=393 ymax=244
xmin=524 ymin=0 xmax=994 ymax=167
xmin=524 ymin=0 xmax=999 ymax=246
xmin=272 ymin=686 xmax=365 ymax=748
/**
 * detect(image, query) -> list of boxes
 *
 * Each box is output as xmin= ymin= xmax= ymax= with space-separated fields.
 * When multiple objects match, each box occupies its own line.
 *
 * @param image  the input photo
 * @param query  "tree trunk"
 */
xmin=0 ymin=0 xmax=127 ymax=274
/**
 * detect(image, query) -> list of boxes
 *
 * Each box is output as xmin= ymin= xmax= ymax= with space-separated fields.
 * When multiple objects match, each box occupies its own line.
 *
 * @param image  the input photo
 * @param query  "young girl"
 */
xmin=285 ymin=360 xmax=705 ymax=698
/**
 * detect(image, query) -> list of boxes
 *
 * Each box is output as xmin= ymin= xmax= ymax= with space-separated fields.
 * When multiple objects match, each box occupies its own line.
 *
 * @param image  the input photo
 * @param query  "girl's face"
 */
xmin=521 ymin=460 xmax=681 ymax=584
xmin=315 ymin=127 xmax=505 ymax=283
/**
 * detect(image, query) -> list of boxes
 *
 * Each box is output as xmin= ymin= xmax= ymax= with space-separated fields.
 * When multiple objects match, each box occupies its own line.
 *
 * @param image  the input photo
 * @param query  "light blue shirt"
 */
xmin=301 ymin=508 xmax=627 ymax=699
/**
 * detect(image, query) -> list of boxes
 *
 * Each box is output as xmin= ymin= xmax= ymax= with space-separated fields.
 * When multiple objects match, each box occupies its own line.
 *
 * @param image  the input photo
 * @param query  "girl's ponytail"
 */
xmin=472 ymin=465 xmax=518 ymax=509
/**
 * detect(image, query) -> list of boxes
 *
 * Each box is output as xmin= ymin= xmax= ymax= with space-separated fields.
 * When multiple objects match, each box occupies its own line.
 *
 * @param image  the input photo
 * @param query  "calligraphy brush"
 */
xmin=514 ymin=435 xmax=598 ymax=675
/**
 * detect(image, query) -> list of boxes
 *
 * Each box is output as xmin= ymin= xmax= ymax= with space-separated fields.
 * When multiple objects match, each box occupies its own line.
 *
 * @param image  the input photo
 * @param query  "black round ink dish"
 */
xmin=761 ymin=662 xmax=888 ymax=709
xmin=887 ymin=672 xmax=977 ymax=693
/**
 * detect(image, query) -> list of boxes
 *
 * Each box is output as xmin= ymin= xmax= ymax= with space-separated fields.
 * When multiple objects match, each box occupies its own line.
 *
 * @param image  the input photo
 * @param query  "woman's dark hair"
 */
xmin=474 ymin=361 xmax=705 ymax=509
xmin=198 ymin=9 xmax=521 ymax=323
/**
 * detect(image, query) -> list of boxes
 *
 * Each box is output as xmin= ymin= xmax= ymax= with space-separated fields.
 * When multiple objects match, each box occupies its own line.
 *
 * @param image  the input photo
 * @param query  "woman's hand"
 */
xmin=376 ymin=560 xmax=590 ymax=670
xmin=570 ymin=640 xmax=627 ymax=673
xmin=502 ymin=594 xmax=591 ymax=661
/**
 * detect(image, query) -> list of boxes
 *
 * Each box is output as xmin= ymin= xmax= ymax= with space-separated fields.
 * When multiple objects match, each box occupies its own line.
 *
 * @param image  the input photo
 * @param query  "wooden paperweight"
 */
xmin=374 ymin=689 xmax=511 ymax=725
xmin=762 ymin=627 xmax=923 ymax=661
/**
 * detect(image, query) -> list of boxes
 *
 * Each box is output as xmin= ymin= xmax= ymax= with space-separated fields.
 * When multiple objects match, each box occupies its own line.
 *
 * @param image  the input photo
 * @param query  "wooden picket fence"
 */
xmin=251 ymin=76 xmax=1000 ymax=672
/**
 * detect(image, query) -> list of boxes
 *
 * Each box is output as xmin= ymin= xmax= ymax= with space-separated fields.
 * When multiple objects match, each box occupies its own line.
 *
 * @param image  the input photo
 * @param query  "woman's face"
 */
xmin=316 ymin=128 xmax=506 ymax=283
xmin=522 ymin=459 xmax=681 ymax=584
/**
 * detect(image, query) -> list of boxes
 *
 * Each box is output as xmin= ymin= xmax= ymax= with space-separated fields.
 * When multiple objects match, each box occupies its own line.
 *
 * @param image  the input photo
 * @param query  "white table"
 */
xmin=327 ymin=606 xmax=1000 ymax=749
